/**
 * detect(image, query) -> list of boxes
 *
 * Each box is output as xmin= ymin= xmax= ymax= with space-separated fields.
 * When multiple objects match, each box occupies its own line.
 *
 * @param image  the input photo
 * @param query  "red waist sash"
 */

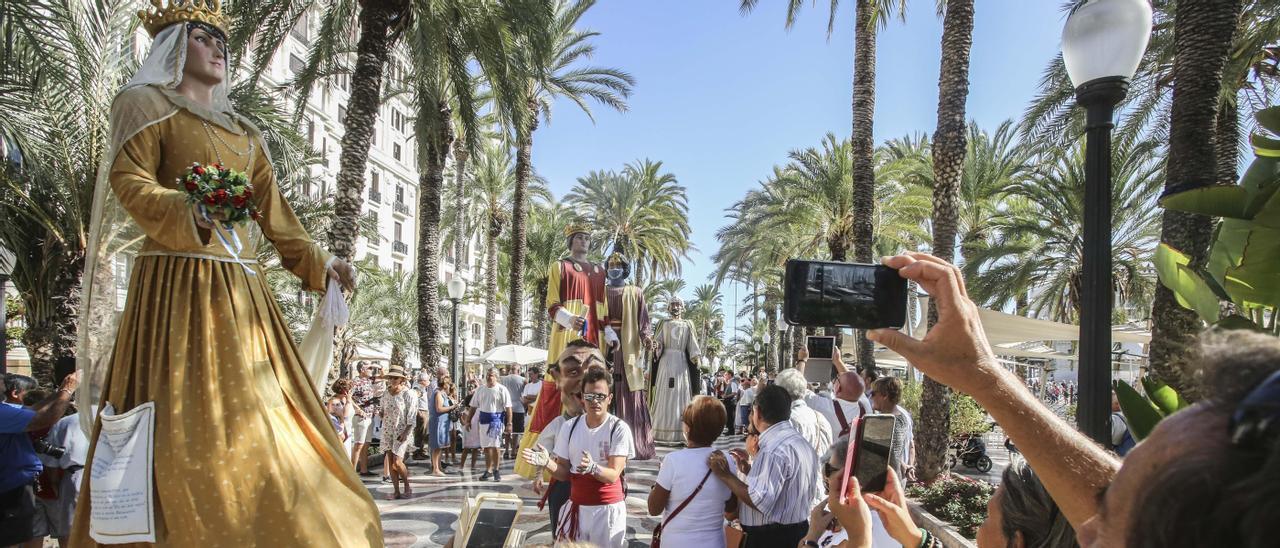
xmin=568 ymin=472 xmax=624 ymax=505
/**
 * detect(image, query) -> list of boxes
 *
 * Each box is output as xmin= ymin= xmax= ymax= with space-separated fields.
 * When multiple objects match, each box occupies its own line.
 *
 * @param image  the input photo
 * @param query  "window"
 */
xmin=394 ymin=221 xmax=402 ymax=243
xmin=291 ymin=10 xmax=309 ymax=42
xmin=338 ymin=106 xmax=347 ymax=126
xmin=472 ymin=324 xmax=481 ymax=339
xmin=289 ymin=54 xmax=305 ymax=75
xmin=393 ymin=262 xmax=402 ymax=274
xmin=370 ymin=171 xmax=380 ymax=193
xmin=113 ymin=255 xmax=132 ymax=310
xmin=303 ymin=180 xmax=312 ymax=196
xmin=338 ymin=72 xmax=349 ymax=91
xmin=392 ymin=109 xmax=407 ymax=133
xmin=371 ymin=126 xmax=377 ymax=147
xmin=393 ymin=143 xmax=402 ymax=161
xmin=396 ymin=185 xmax=405 ymax=204
xmin=305 ymin=118 xmax=314 ymax=147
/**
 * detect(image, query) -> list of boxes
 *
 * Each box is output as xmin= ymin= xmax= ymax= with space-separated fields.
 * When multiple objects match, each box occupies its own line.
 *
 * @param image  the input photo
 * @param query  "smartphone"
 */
xmin=783 ymin=259 xmax=908 ymax=330
xmin=841 ymin=413 xmax=897 ymax=499
xmin=806 ymin=336 xmax=836 ymax=360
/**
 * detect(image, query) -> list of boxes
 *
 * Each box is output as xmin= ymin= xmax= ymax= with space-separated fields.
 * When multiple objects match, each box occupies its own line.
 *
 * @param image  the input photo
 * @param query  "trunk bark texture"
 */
xmin=1148 ymin=0 xmax=1243 ymax=396
xmin=533 ymin=280 xmax=550 ymax=349
xmin=917 ymin=0 xmax=975 ymax=484
xmin=851 ymin=0 xmax=878 ymax=375
xmin=416 ymin=100 xmax=453 ymax=374
xmin=484 ymin=218 xmax=502 ymax=351
xmin=507 ymin=102 xmax=539 ymax=345
xmin=327 ymin=3 xmax=395 ymax=261
xmin=20 ymin=256 xmax=83 ymax=388
xmin=1215 ymin=100 xmax=1239 ymax=186
xmin=453 ymin=143 xmax=470 ymax=270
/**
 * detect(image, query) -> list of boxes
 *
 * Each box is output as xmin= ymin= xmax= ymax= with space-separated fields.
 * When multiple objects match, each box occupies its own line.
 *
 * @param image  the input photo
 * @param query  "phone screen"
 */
xmin=853 ymin=414 xmax=896 ymax=493
xmin=783 ymin=260 xmax=908 ymax=329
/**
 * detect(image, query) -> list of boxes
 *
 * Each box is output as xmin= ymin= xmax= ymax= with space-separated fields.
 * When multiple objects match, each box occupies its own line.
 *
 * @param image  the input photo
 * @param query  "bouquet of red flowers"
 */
xmin=180 ymin=162 xmax=259 ymax=225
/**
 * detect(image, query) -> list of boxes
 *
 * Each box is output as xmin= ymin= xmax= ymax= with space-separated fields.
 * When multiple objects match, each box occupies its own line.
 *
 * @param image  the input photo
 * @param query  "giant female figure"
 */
xmin=70 ymin=2 xmax=381 ymax=544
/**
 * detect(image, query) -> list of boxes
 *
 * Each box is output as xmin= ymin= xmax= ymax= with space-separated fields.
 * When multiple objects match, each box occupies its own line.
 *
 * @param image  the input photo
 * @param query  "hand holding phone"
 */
xmin=841 ymin=414 xmax=897 ymax=501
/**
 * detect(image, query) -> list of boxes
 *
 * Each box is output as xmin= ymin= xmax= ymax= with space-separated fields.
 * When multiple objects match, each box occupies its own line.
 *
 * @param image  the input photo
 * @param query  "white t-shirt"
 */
xmin=471 ymin=384 xmax=512 ymax=414
xmin=538 ymin=414 xmax=570 ymax=456
xmin=521 ymin=382 xmax=543 ymax=405
xmin=656 ymin=447 xmax=737 ymax=542
xmin=808 ymin=393 xmax=871 ymax=438
xmin=737 ymin=386 xmax=756 ymax=407
xmin=554 ymin=414 xmax=635 ymax=466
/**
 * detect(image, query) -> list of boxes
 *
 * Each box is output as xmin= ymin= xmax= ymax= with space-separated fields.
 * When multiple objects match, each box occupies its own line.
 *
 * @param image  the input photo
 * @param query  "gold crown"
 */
xmin=606 ymin=252 xmax=627 ymax=267
xmin=564 ymin=223 xmax=591 ymax=237
xmin=138 ymin=0 xmax=228 ymax=38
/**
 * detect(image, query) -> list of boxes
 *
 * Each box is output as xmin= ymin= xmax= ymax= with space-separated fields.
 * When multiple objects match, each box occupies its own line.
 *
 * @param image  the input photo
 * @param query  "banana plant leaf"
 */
xmin=1154 ymin=244 xmax=1222 ymax=323
xmin=1114 ymin=381 xmax=1163 ymax=441
xmin=1215 ymin=314 xmax=1264 ymax=332
xmin=1258 ymin=107 xmax=1280 ymax=134
xmin=1140 ymin=377 xmax=1187 ymax=416
xmin=1159 ymin=186 xmax=1253 ymax=220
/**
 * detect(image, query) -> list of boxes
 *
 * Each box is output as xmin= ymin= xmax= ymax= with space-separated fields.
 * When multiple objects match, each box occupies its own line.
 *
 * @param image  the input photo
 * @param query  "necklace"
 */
xmin=200 ymin=119 xmax=256 ymax=171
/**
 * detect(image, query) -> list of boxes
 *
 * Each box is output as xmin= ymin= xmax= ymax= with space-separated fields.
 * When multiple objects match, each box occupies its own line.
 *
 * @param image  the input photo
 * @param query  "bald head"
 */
xmin=834 ymin=371 xmax=865 ymax=402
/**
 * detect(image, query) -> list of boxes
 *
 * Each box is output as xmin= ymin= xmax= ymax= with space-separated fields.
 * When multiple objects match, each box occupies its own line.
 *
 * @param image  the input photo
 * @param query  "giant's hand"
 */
xmin=867 ymin=253 xmax=1001 ymax=398
xmin=328 ymin=258 xmax=357 ymax=292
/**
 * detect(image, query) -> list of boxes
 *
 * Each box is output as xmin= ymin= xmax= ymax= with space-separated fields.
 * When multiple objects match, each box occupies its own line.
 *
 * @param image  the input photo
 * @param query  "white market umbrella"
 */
xmin=479 ymin=344 xmax=547 ymax=366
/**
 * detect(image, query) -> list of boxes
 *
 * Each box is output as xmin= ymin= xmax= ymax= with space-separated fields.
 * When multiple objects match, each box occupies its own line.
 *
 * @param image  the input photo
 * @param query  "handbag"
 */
xmin=651 ymin=464 xmax=716 ymax=548
xmin=724 ymin=520 xmax=746 ymax=548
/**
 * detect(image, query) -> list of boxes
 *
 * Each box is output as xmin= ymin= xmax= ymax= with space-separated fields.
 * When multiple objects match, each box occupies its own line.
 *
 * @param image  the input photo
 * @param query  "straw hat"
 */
xmin=381 ymin=364 xmax=410 ymax=380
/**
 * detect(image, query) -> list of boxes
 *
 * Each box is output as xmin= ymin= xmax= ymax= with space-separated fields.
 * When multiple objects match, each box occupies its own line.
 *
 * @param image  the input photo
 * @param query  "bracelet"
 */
xmin=802 ymin=541 xmax=819 ymax=547
xmin=57 ymin=388 xmax=73 ymax=396
xmin=918 ymin=530 xmax=932 ymax=548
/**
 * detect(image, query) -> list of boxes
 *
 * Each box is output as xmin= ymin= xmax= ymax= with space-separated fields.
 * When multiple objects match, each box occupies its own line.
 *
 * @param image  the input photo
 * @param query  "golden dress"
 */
xmin=69 ymin=86 xmax=383 ymax=546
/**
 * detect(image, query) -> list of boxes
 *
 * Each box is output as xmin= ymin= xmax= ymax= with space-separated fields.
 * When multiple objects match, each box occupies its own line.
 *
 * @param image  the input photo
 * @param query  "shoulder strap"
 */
xmin=834 ymin=401 xmax=850 ymax=436
xmin=660 ymin=451 xmax=719 ymax=528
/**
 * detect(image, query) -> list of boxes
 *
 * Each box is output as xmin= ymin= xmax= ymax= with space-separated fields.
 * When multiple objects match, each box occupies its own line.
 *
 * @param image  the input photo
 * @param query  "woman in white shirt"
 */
xmin=647 ymin=395 xmax=739 ymax=546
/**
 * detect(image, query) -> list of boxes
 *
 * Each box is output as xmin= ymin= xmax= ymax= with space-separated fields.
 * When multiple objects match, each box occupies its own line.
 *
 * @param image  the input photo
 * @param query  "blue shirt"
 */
xmin=0 ymin=401 xmax=39 ymax=492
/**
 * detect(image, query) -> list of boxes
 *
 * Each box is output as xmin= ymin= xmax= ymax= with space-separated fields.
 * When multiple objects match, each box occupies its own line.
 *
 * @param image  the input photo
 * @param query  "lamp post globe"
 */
xmin=1061 ymin=0 xmax=1152 ymax=445
xmin=447 ymin=278 xmax=467 ymax=396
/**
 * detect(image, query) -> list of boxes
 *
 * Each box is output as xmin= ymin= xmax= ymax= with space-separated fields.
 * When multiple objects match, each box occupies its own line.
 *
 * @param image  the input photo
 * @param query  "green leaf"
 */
xmin=1251 ymin=132 xmax=1280 ymax=155
xmin=1153 ymin=244 xmax=1221 ymax=323
xmin=1113 ymin=380 xmax=1163 ymax=441
xmin=1159 ymin=186 xmax=1252 ymax=219
xmin=1256 ymin=107 xmax=1280 ymax=135
xmin=1140 ymin=377 xmax=1186 ymax=416
xmin=1214 ymin=314 xmax=1264 ymax=332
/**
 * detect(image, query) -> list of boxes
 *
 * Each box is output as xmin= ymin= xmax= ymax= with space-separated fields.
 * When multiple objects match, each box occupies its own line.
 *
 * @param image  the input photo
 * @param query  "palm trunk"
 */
xmin=1215 ymin=99 xmax=1239 ymax=186
xmin=1149 ymin=0 xmax=1243 ymax=396
xmin=507 ymin=103 xmax=538 ymax=346
xmin=533 ymin=279 xmax=550 ymax=348
xmin=484 ymin=219 xmax=501 ymax=350
xmin=766 ymin=300 xmax=778 ymax=373
xmin=917 ymin=0 xmax=975 ymax=484
xmin=327 ymin=3 xmax=396 ymax=261
xmin=416 ymin=100 xmax=453 ymax=373
xmin=453 ymin=143 xmax=470 ymax=270
xmin=851 ymin=0 xmax=878 ymax=376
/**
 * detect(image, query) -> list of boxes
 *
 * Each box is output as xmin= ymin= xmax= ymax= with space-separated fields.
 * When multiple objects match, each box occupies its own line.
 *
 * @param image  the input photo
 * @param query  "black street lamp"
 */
xmin=1062 ymin=0 xmax=1152 ymax=444
xmin=0 ymin=271 xmax=9 ymax=374
xmin=447 ymin=278 xmax=467 ymax=398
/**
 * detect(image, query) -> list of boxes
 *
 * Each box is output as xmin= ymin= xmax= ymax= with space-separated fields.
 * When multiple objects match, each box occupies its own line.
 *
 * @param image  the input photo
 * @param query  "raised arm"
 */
xmin=868 ymin=253 xmax=1118 ymax=528
xmin=248 ymin=138 xmax=333 ymax=292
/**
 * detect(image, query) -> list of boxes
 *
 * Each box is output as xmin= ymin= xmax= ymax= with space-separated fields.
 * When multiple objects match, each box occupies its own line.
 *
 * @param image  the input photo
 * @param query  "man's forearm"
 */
xmin=29 ymin=391 xmax=73 ymax=431
xmin=715 ymin=471 xmax=758 ymax=511
xmin=551 ymin=458 xmax=570 ymax=481
xmin=977 ymin=369 xmax=1118 ymax=527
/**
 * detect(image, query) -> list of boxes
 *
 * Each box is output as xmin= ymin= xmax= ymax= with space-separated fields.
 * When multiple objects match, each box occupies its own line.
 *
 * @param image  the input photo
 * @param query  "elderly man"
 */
xmin=775 ymin=368 xmax=833 ymax=459
xmin=807 ymin=355 xmax=872 ymax=439
xmin=411 ymin=372 xmax=433 ymax=461
xmin=868 ymin=252 xmax=1280 ymax=547
xmin=708 ymin=385 xmax=818 ymax=548
xmin=469 ymin=368 xmax=513 ymax=481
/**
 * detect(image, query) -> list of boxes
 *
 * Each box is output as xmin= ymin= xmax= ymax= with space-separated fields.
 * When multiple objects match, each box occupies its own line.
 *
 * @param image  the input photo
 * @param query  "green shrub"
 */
xmin=907 ymin=476 xmax=994 ymax=539
xmin=900 ymin=381 xmax=991 ymax=439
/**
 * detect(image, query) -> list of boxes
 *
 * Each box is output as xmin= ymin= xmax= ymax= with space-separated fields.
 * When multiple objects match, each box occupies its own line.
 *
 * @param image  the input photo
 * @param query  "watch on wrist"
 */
xmin=803 ymin=540 xmax=820 ymax=547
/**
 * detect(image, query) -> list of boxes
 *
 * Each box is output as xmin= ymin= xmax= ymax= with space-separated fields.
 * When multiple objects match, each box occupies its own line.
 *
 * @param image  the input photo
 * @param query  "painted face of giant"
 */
xmin=568 ymin=232 xmax=591 ymax=254
xmin=183 ymin=25 xmax=227 ymax=86
xmin=669 ymin=300 xmax=684 ymax=318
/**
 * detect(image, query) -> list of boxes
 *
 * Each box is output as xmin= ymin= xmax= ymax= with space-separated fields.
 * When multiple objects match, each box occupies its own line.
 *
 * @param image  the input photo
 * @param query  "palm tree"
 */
xmin=453 ymin=142 xmax=549 ymax=350
xmin=399 ymin=0 xmax=544 ymax=372
xmin=505 ymin=0 xmax=635 ymax=345
xmin=0 ymin=0 xmax=318 ymax=385
xmin=230 ymin=0 xmax=410 ymax=262
xmin=966 ymin=137 xmax=1164 ymax=323
xmin=1148 ymin=0 xmax=1247 ymax=392
xmin=564 ymin=160 xmax=692 ymax=285
xmin=336 ymin=261 xmax=419 ymax=371
xmin=918 ymin=0 xmax=973 ymax=481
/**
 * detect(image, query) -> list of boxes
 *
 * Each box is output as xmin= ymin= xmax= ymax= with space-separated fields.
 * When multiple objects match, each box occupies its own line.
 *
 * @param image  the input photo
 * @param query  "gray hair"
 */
xmin=775 ymin=368 xmax=809 ymax=400
xmin=999 ymin=456 xmax=1077 ymax=548
xmin=486 ymin=366 xmax=500 ymax=377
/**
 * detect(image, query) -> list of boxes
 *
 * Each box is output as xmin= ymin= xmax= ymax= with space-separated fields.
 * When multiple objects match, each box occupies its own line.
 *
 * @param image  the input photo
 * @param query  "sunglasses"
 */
xmin=581 ymin=393 xmax=608 ymax=404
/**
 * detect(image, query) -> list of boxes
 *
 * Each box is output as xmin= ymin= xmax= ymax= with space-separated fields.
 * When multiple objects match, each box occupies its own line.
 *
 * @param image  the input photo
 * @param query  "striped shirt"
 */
xmin=740 ymin=421 xmax=820 ymax=527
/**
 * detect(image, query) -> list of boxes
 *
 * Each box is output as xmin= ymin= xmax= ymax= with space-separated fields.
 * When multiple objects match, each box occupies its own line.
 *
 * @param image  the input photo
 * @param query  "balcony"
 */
xmin=393 ymin=200 xmax=412 ymax=217
xmin=369 ymin=189 xmax=382 ymax=204
xmin=392 ymin=241 xmax=409 ymax=255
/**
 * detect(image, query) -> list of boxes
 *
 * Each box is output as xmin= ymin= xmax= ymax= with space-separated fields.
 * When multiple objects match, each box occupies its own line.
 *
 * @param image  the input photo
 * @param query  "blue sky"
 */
xmin=531 ymin=0 xmax=1068 ymax=320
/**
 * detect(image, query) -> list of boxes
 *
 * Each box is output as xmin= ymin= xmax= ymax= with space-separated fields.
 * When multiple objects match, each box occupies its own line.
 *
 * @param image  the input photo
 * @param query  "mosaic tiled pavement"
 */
xmin=368 ymin=435 xmax=744 ymax=547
